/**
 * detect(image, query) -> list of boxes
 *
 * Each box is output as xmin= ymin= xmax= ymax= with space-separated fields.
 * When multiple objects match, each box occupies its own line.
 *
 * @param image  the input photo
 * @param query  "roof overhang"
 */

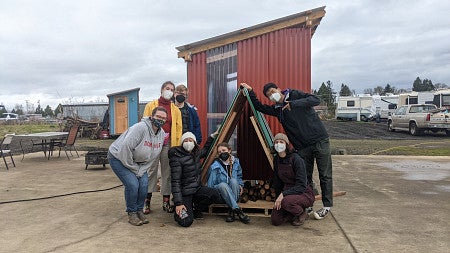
xmin=176 ymin=6 xmax=326 ymax=61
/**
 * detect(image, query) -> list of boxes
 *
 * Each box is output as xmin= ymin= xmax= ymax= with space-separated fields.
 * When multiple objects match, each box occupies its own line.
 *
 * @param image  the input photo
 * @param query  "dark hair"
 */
xmin=151 ymin=106 xmax=167 ymax=116
xmin=161 ymin=81 xmax=175 ymax=91
xmin=263 ymin=82 xmax=278 ymax=97
xmin=217 ymin=142 xmax=231 ymax=151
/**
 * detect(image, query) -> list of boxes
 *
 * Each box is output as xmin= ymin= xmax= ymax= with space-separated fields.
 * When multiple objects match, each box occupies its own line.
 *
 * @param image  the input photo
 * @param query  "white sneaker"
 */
xmin=313 ymin=208 xmax=330 ymax=220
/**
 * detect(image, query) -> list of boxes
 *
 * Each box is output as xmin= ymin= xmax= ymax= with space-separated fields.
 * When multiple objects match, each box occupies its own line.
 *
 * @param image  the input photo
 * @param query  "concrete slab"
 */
xmin=0 ymin=153 xmax=449 ymax=252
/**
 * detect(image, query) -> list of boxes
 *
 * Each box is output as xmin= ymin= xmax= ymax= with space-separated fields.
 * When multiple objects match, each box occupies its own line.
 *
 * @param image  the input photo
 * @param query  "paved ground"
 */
xmin=0 ymin=152 xmax=449 ymax=253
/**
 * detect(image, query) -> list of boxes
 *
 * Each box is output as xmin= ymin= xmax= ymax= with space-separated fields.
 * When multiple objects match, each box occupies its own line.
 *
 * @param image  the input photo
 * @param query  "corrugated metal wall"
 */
xmin=186 ymin=52 xmax=208 ymax=143
xmin=187 ymin=27 xmax=312 ymax=180
xmin=237 ymin=28 xmax=312 ymax=180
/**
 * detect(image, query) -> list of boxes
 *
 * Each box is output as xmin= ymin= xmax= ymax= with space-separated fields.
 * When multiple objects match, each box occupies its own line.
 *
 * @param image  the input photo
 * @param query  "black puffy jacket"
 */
xmin=169 ymin=137 xmax=213 ymax=206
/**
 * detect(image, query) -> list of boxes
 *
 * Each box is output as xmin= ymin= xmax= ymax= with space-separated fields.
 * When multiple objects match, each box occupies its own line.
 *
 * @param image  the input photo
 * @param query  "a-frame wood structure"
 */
xmin=201 ymin=87 xmax=274 ymax=184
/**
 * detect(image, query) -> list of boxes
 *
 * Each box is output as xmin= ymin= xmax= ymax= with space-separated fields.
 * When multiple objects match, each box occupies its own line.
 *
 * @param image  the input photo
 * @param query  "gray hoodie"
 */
xmin=108 ymin=117 xmax=164 ymax=177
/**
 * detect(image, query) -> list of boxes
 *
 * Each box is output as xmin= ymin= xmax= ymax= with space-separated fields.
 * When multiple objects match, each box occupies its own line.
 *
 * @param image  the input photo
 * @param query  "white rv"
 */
xmin=335 ymin=95 xmax=375 ymax=121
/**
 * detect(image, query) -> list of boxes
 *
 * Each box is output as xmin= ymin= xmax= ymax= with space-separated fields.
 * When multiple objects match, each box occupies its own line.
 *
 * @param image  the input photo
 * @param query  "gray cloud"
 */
xmin=0 ymin=0 xmax=449 ymax=110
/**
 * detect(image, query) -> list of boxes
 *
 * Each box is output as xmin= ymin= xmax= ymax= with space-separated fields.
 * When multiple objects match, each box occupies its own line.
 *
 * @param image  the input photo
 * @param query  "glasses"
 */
xmin=154 ymin=114 xmax=167 ymax=121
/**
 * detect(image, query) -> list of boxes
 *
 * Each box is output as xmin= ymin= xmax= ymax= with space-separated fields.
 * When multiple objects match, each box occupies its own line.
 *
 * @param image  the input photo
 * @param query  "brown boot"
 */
xmin=137 ymin=210 xmax=149 ymax=224
xmin=128 ymin=212 xmax=143 ymax=226
xmin=292 ymin=209 xmax=307 ymax=226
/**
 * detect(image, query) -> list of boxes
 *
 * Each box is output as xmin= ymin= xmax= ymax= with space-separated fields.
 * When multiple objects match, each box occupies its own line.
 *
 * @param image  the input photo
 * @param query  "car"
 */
xmin=0 ymin=113 xmax=19 ymax=122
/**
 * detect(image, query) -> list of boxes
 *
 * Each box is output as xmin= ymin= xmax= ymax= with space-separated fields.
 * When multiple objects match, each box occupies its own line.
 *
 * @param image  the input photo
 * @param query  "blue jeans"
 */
xmin=215 ymin=178 xmax=240 ymax=209
xmin=109 ymin=156 xmax=148 ymax=213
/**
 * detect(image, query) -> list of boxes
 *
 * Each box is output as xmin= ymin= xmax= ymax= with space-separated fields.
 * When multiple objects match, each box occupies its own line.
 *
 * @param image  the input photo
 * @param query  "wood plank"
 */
xmin=208 ymin=191 xmax=347 ymax=216
xmin=250 ymin=116 xmax=274 ymax=169
xmin=314 ymin=191 xmax=347 ymax=200
xmin=178 ymin=11 xmax=325 ymax=60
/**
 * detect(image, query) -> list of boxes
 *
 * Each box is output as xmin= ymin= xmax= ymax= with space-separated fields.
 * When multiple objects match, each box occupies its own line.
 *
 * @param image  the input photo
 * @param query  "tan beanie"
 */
xmin=273 ymin=133 xmax=289 ymax=145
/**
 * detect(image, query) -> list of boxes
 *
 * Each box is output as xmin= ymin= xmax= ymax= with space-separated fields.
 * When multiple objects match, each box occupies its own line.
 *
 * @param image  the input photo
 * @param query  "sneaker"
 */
xmin=143 ymin=199 xmax=151 ymax=214
xmin=234 ymin=208 xmax=250 ymax=224
xmin=137 ymin=210 xmax=149 ymax=224
xmin=128 ymin=212 xmax=143 ymax=226
xmin=193 ymin=209 xmax=204 ymax=220
xmin=225 ymin=208 xmax=235 ymax=222
xmin=313 ymin=208 xmax=330 ymax=220
xmin=162 ymin=201 xmax=174 ymax=213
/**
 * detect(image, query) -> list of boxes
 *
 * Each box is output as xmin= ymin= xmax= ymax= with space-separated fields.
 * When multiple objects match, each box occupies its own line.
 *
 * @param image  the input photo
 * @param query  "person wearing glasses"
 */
xmin=108 ymin=106 xmax=167 ymax=226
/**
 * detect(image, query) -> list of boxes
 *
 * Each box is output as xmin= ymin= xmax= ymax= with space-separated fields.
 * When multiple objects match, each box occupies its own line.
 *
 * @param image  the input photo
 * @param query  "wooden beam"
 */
xmin=250 ymin=116 xmax=274 ymax=169
xmin=178 ymin=10 xmax=325 ymax=60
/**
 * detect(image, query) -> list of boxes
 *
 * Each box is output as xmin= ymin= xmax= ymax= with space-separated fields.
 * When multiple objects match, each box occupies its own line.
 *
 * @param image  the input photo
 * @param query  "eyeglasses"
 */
xmin=154 ymin=114 xmax=167 ymax=121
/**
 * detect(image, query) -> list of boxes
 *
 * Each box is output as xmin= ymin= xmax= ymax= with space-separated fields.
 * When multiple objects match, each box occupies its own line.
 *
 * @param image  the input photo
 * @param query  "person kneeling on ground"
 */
xmin=169 ymin=132 xmax=221 ymax=227
xmin=271 ymin=133 xmax=315 ymax=226
xmin=207 ymin=142 xmax=250 ymax=224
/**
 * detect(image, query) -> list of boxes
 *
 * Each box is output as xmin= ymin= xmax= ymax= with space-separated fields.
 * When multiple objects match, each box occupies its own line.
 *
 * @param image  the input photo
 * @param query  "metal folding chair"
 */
xmin=1 ymin=134 xmax=16 ymax=170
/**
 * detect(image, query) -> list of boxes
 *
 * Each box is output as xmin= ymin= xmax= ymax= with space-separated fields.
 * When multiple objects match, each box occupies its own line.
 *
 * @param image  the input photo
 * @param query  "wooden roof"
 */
xmin=176 ymin=6 xmax=326 ymax=61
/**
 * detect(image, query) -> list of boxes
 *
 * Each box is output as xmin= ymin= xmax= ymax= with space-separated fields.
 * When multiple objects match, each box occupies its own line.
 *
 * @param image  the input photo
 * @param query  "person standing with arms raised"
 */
xmin=241 ymin=82 xmax=333 ymax=220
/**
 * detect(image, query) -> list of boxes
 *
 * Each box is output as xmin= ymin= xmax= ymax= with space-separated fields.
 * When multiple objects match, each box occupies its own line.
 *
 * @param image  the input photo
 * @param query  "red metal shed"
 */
xmin=176 ymin=6 xmax=326 ymax=180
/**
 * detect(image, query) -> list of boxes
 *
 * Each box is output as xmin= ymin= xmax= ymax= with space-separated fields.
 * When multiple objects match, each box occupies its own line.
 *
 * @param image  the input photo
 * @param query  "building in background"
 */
xmin=107 ymin=88 xmax=140 ymax=136
xmin=176 ymin=6 xmax=326 ymax=180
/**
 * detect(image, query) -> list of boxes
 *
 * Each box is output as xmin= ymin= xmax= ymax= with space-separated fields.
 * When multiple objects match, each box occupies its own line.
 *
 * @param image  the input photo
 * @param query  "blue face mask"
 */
xmin=150 ymin=117 xmax=165 ymax=129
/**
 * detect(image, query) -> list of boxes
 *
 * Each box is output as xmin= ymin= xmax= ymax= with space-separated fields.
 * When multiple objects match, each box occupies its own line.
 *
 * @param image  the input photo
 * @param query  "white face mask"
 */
xmin=183 ymin=141 xmax=195 ymax=152
xmin=162 ymin=90 xmax=173 ymax=100
xmin=269 ymin=92 xmax=282 ymax=103
xmin=274 ymin=143 xmax=286 ymax=153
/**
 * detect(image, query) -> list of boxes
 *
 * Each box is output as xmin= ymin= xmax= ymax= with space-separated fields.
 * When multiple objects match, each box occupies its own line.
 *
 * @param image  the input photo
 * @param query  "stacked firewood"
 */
xmin=240 ymin=180 xmax=276 ymax=203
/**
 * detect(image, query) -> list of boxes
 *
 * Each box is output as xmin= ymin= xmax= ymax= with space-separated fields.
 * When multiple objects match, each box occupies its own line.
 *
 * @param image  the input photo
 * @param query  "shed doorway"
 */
xmin=114 ymin=96 xmax=128 ymax=134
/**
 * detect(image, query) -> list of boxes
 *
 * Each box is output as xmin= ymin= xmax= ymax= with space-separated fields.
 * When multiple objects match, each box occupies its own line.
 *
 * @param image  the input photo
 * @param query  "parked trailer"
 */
xmin=335 ymin=95 xmax=375 ymax=121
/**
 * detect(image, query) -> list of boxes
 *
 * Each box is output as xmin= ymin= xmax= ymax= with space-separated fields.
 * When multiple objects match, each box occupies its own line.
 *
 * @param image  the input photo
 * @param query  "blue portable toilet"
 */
xmin=107 ymin=88 xmax=140 ymax=136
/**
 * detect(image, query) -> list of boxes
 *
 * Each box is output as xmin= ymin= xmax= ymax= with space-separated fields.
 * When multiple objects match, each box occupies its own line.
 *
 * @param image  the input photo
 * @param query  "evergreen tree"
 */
xmin=35 ymin=102 xmax=44 ymax=115
xmin=54 ymin=103 xmax=63 ymax=117
xmin=317 ymin=80 xmax=336 ymax=112
xmin=43 ymin=105 xmax=54 ymax=117
xmin=339 ymin=83 xmax=352 ymax=96
xmin=384 ymin=84 xmax=395 ymax=95
xmin=412 ymin=77 xmax=423 ymax=91
xmin=422 ymin=79 xmax=434 ymax=91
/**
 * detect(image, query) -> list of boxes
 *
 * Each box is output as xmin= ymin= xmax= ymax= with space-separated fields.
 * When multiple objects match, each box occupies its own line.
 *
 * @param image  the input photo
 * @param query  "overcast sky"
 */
xmin=1 ymin=0 xmax=449 ymax=111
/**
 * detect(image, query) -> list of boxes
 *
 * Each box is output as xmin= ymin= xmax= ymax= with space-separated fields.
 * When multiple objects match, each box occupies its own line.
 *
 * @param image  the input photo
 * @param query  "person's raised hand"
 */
xmin=240 ymin=83 xmax=252 ymax=91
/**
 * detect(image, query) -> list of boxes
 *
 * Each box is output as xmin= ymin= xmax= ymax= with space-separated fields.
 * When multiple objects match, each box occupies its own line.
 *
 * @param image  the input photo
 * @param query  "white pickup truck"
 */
xmin=387 ymin=104 xmax=450 ymax=136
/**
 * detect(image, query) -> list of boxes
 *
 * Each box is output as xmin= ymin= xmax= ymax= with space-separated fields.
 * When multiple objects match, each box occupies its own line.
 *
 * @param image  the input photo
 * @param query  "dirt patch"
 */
xmin=323 ymin=120 xmax=448 ymax=140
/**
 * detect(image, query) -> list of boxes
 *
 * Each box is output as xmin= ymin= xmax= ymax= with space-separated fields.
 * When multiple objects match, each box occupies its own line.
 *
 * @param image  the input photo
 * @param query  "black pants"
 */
xmin=174 ymin=186 xmax=220 ymax=227
xmin=298 ymin=138 xmax=333 ymax=207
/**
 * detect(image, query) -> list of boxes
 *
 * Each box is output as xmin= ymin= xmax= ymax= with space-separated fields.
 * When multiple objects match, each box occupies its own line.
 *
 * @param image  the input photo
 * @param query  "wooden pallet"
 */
xmin=208 ymin=191 xmax=347 ymax=217
xmin=208 ymin=201 xmax=273 ymax=217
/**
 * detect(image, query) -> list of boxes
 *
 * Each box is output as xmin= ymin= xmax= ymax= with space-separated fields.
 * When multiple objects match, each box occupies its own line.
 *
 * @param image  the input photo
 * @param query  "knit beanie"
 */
xmin=273 ymin=133 xmax=289 ymax=145
xmin=180 ymin=132 xmax=197 ymax=145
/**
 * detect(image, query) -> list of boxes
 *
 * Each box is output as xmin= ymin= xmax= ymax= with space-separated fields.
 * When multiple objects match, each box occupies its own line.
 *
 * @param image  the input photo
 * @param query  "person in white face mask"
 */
xmin=270 ymin=133 xmax=315 ymax=226
xmin=142 ymin=81 xmax=183 ymax=214
xmin=241 ymin=82 xmax=333 ymax=220
xmin=168 ymin=132 xmax=221 ymax=227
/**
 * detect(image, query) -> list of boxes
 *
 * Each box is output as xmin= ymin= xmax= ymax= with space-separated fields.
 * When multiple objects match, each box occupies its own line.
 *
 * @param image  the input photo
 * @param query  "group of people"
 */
xmin=108 ymin=80 xmax=333 ymax=228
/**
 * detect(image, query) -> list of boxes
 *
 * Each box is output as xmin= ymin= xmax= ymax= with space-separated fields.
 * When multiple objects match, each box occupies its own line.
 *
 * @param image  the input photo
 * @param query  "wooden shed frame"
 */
xmin=176 ymin=6 xmax=325 ymax=61
xmin=176 ymin=6 xmax=326 ymax=180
